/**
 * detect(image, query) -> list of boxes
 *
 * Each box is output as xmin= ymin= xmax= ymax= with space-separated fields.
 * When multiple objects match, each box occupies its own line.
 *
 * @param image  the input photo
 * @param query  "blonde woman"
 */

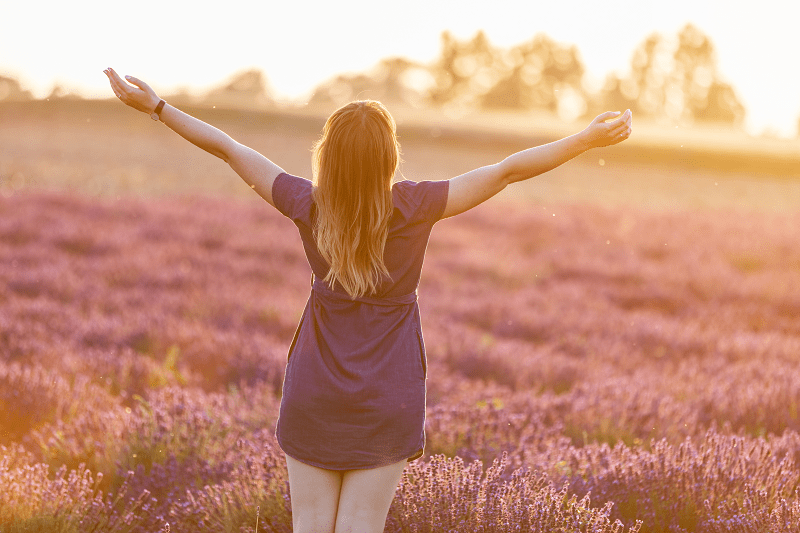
xmin=103 ymin=67 xmax=631 ymax=533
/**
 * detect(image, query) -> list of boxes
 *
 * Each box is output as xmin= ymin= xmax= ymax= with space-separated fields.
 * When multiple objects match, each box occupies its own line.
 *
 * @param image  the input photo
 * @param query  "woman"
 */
xmin=103 ymin=67 xmax=631 ymax=533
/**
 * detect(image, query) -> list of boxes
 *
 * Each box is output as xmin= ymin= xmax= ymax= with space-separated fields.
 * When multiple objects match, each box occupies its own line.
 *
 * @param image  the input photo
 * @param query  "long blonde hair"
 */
xmin=312 ymin=100 xmax=400 ymax=298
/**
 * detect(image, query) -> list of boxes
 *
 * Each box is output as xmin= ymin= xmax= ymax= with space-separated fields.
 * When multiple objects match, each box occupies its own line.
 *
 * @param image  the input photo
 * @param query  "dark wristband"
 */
xmin=151 ymin=99 xmax=166 ymax=121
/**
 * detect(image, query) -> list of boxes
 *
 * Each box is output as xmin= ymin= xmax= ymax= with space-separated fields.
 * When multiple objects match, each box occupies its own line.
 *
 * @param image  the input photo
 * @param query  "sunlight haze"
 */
xmin=2 ymin=0 xmax=799 ymax=137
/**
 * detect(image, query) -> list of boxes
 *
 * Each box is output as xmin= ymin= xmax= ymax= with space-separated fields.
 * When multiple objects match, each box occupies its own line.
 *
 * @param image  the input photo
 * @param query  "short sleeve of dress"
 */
xmin=272 ymin=173 xmax=313 ymax=225
xmin=403 ymin=179 xmax=450 ymax=224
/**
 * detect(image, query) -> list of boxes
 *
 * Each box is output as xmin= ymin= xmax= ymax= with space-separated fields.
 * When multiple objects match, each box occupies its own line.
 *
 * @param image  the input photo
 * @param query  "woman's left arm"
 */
xmin=103 ymin=67 xmax=283 ymax=206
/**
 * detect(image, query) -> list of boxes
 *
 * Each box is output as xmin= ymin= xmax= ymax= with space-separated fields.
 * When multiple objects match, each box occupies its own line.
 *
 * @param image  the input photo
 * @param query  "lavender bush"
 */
xmin=1 ymin=190 xmax=799 ymax=532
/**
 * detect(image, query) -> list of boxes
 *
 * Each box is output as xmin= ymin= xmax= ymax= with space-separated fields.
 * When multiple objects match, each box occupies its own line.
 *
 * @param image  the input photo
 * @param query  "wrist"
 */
xmin=576 ymin=128 xmax=594 ymax=151
xmin=150 ymin=99 xmax=166 ymax=121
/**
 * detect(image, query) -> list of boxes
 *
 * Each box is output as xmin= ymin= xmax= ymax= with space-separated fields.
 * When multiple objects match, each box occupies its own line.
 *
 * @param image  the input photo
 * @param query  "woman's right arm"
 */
xmin=441 ymin=110 xmax=632 ymax=219
xmin=103 ymin=68 xmax=283 ymax=207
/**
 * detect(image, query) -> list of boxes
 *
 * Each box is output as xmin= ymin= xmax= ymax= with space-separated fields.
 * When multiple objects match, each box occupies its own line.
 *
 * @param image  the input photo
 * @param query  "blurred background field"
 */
xmin=3 ymin=20 xmax=800 ymax=209
xmin=3 ymin=15 xmax=800 ymax=533
xmin=3 ymin=95 xmax=800 ymax=531
xmin=2 ymin=98 xmax=799 ymax=212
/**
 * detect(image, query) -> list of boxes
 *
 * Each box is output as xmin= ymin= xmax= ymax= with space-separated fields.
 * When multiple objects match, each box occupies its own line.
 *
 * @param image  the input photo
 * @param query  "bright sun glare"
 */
xmin=2 ymin=0 xmax=799 ymax=137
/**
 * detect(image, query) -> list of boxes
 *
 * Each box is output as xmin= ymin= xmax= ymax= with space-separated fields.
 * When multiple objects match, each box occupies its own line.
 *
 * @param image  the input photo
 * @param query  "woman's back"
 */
xmin=272 ymin=172 xmax=448 ymax=297
xmin=273 ymin=172 xmax=449 ymax=470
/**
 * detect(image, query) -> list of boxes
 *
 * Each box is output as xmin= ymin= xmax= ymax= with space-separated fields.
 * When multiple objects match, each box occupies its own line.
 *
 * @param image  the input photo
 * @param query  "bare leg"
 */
xmin=334 ymin=458 xmax=407 ymax=533
xmin=285 ymin=454 xmax=344 ymax=533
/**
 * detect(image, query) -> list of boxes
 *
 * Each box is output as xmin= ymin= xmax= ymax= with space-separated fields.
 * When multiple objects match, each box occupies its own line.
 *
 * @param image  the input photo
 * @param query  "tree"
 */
xmin=480 ymin=34 xmax=585 ymax=114
xmin=691 ymin=81 xmax=745 ymax=123
xmin=308 ymin=72 xmax=379 ymax=108
xmin=592 ymin=74 xmax=640 ymax=118
xmin=672 ymin=23 xmax=744 ymax=124
xmin=588 ymin=31 xmax=674 ymax=119
xmin=0 ymin=76 xmax=33 ymax=102
xmin=202 ymin=69 xmax=272 ymax=109
xmin=590 ymin=24 xmax=745 ymax=125
xmin=629 ymin=32 xmax=671 ymax=117
xmin=424 ymin=31 xmax=587 ymax=117
xmin=427 ymin=31 xmax=502 ymax=108
xmin=307 ymin=57 xmax=432 ymax=109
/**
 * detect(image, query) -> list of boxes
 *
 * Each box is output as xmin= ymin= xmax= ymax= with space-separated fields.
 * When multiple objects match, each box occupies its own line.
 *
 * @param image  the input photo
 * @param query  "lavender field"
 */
xmin=2 ymin=101 xmax=800 ymax=532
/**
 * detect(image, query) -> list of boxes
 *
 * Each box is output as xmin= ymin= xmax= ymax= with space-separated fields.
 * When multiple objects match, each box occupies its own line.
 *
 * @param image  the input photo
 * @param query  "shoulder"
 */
xmin=392 ymin=179 xmax=449 ymax=223
xmin=272 ymin=173 xmax=314 ymax=222
xmin=391 ymin=179 xmax=414 ymax=202
xmin=274 ymin=172 xmax=312 ymax=194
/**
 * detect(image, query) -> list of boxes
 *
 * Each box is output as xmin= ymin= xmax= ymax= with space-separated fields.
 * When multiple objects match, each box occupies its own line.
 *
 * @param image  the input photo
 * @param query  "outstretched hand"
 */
xmin=583 ymin=110 xmax=632 ymax=149
xmin=103 ymin=67 xmax=160 ymax=115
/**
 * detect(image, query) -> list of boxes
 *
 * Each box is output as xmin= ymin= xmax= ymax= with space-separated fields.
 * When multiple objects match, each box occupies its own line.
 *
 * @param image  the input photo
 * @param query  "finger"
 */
xmin=104 ymin=76 xmax=122 ymax=98
xmin=610 ymin=119 xmax=628 ymax=135
xmin=608 ymin=109 xmax=631 ymax=127
xmin=103 ymin=69 xmax=118 ymax=90
xmin=610 ymin=113 xmax=631 ymax=133
xmin=603 ymin=121 xmax=624 ymax=138
xmin=108 ymin=77 xmax=126 ymax=99
xmin=107 ymin=67 xmax=133 ymax=94
xmin=595 ymin=111 xmax=622 ymax=124
xmin=104 ymin=69 xmax=126 ymax=95
xmin=107 ymin=67 xmax=126 ymax=84
xmin=102 ymin=70 xmax=116 ymax=93
xmin=124 ymin=75 xmax=151 ymax=93
xmin=103 ymin=69 xmax=133 ymax=105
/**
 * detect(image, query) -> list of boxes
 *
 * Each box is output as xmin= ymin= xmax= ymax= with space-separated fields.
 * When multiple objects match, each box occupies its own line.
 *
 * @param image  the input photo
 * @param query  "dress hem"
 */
xmin=276 ymin=431 xmax=424 ymax=470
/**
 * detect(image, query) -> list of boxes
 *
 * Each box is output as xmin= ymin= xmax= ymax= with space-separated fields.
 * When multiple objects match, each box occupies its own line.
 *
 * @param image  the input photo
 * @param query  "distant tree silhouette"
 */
xmin=308 ymin=73 xmax=377 ymax=108
xmin=589 ymin=30 xmax=671 ymax=119
xmin=589 ymin=24 xmax=744 ymax=125
xmin=595 ymin=74 xmax=640 ymax=117
xmin=691 ymin=81 xmax=745 ymax=123
xmin=480 ymin=34 xmax=585 ymax=113
xmin=311 ymin=31 xmax=587 ymax=115
xmin=672 ymin=23 xmax=744 ymax=124
xmin=47 ymin=84 xmax=83 ymax=101
xmin=629 ymin=32 xmax=669 ymax=117
xmin=376 ymin=57 xmax=415 ymax=103
xmin=202 ymin=69 xmax=272 ymax=109
xmin=308 ymin=57 xmax=432 ymax=109
xmin=0 ymin=76 xmax=33 ymax=102
xmin=422 ymin=31 xmax=586 ymax=114
xmin=426 ymin=31 xmax=501 ymax=108
xmin=305 ymin=24 xmax=746 ymax=126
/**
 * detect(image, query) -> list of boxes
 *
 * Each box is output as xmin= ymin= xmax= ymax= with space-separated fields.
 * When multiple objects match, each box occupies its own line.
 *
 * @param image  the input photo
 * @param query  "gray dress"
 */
xmin=273 ymin=172 xmax=449 ymax=470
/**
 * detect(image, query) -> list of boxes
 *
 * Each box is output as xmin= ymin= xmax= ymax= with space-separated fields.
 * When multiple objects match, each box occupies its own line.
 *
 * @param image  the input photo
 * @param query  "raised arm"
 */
xmin=441 ymin=110 xmax=632 ymax=219
xmin=103 ymin=67 xmax=283 ymax=206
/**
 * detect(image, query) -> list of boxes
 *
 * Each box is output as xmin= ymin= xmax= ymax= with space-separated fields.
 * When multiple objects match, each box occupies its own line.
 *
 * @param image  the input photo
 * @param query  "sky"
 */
xmin=2 ymin=0 xmax=799 ymax=138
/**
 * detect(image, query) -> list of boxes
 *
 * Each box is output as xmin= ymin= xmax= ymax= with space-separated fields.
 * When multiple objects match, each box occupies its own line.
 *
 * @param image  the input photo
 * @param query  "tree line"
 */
xmin=308 ymin=23 xmax=748 ymax=127
xmin=2 ymin=23 xmax=798 ymax=135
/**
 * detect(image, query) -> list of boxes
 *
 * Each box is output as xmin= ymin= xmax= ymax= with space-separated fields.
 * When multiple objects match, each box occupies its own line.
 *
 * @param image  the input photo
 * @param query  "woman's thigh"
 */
xmin=285 ymin=454 xmax=343 ymax=532
xmin=335 ymin=458 xmax=407 ymax=533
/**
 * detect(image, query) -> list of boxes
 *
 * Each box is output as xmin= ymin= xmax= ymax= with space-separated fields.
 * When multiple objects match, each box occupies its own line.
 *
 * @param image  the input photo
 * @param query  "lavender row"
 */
xmin=2 ymin=190 xmax=800 ymax=531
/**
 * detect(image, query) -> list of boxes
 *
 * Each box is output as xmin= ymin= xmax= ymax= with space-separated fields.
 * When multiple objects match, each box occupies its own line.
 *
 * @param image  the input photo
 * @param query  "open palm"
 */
xmin=585 ymin=110 xmax=632 ymax=148
xmin=103 ymin=67 xmax=160 ymax=114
